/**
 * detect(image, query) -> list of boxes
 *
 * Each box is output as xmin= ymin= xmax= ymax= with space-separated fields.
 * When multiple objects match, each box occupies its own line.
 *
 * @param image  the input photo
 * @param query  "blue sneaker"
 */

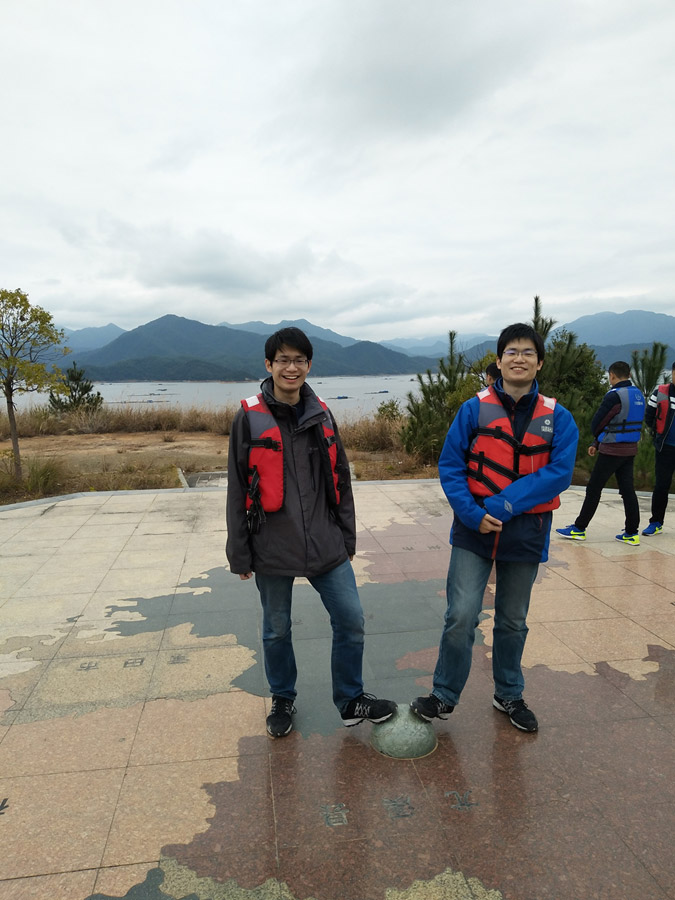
xmin=556 ymin=524 xmax=586 ymax=541
xmin=615 ymin=532 xmax=640 ymax=546
xmin=642 ymin=522 xmax=663 ymax=536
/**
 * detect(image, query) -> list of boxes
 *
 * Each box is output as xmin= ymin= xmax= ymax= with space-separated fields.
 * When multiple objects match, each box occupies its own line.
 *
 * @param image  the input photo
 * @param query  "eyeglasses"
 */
xmin=273 ymin=356 xmax=310 ymax=368
xmin=502 ymin=348 xmax=538 ymax=359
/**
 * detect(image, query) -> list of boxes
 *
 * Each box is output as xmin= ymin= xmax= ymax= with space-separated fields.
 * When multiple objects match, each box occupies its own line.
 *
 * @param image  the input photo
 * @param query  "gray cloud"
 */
xmin=1 ymin=0 xmax=674 ymax=341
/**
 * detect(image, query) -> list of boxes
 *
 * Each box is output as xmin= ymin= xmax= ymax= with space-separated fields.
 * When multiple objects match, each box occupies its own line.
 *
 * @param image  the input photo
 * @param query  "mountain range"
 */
xmin=59 ymin=309 xmax=675 ymax=381
xmin=66 ymin=316 xmax=440 ymax=381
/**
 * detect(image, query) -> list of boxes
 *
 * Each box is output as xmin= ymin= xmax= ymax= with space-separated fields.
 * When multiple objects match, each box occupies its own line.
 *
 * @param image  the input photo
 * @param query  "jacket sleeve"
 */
xmin=331 ymin=416 xmax=357 ymax=556
xmin=225 ymin=406 xmax=254 ymax=574
xmin=438 ymin=397 xmax=489 ymax=531
xmin=591 ymin=392 xmax=620 ymax=439
xmin=645 ymin=386 xmax=659 ymax=433
xmin=483 ymin=402 xmax=579 ymax=524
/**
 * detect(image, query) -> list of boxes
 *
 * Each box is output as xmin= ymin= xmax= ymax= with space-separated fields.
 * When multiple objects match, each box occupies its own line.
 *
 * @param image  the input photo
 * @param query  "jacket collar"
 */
xmin=260 ymin=377 xmax=325 ymax=425
xmin=492 ymin=377 xmax=538 ymax=414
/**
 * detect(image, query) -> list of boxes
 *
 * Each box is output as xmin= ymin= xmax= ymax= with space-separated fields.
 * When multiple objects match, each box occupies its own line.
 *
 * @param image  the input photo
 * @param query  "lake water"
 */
xmin=16 ymin=374 xmax=423 ymax=420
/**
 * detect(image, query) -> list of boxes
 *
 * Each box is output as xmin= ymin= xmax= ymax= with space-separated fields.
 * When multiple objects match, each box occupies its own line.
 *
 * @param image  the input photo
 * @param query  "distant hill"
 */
xmin=71 ymin=315 xmax=437 ymax=381
xmin=582 ymin=343 xmax=675 ymax=369
xmin=557 ymin=310 xmax=675 ymax=347
xmin=382 ymin=333 xmax=497 ymax=357
xmin=220 ymin=318 xmax=357 ymax=348
xmin=60 ymin=323 xmax=126 ymax=352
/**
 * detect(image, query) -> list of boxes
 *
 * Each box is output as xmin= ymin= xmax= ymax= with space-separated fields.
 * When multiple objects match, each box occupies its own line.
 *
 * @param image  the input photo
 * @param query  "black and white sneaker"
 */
xmin=493 ymin=695 xmax=538 ymax=732
xmin=410 ymin=694 xmax=454 ymax=721
xmin=266 ymin=695 xmax=296 ymax=738
xmin=341 ymin=693 xmax=397 ymax=727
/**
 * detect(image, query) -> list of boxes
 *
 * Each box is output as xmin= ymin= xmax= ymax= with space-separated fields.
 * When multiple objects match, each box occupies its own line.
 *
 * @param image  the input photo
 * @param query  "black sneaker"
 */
xmin=341 ymin=693 xmax=397 ymax=727
xmin=493 ymin=695 xmax=538 ymax=732
xmin=266 ymin=695 xmax=296 ymax=738
xmin=410 ymin=694 xmax=454 ymax=721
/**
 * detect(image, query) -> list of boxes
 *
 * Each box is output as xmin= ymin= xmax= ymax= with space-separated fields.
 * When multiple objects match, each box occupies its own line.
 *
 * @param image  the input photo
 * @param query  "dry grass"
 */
xmin=0 ymin=403 xmax=432 ymax=505
xmin=347 ymin=450 xmax=434 ymax=481
xmin=338 ymin=411 xmax=430 ymax=480
xmin=0 ymin=445 xmax=187 ymax=504
xmin=0 ymin=404 xmax=237 ymax=439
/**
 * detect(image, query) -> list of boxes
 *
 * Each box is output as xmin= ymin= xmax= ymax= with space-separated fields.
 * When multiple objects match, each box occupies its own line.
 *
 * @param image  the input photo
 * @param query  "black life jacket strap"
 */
xmin=250 ymin=437 xmax=282 ymax=450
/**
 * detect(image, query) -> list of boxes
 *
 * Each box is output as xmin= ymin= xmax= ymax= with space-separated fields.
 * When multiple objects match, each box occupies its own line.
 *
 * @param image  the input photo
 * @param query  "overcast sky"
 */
xmin=2 ymin=0 xmax=674 ymax=341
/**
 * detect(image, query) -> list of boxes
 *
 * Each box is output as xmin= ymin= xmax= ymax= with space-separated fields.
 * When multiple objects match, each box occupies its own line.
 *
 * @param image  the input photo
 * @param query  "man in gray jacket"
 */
xmin=226 ymin=327 xmax=396 ymax=737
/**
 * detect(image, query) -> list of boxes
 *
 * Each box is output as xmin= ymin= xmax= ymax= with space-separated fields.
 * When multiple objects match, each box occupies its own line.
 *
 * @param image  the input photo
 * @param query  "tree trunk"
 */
xmin=4 ymin=392 xmax=22 ymax=481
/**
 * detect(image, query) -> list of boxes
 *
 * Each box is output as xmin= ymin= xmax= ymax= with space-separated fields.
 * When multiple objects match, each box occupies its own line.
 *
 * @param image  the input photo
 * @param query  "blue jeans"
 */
xmin=432 ymin=546 xmax=538 ymax=706
xmin=255 ymin=558 xmax=365 ymax=711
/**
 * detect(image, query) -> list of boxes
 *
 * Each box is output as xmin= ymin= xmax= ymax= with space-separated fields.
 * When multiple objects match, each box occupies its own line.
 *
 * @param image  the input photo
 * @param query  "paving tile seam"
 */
xmin=0 ymin=867 xmax=106 ymax=883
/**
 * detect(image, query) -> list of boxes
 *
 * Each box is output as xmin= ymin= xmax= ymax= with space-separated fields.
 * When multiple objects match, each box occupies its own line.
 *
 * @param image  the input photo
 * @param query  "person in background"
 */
xmin=642 ymin=362 xmax=675 ymax=536
xmin=485 ymin=361 xmax=500 ymax=386
xmin=226 ymin=326 xmax=396 ymax=737
xmin=556 ymin=361 xmax=645 ymax=545
xmin=411 ymin=323 xmax=578 ymax=733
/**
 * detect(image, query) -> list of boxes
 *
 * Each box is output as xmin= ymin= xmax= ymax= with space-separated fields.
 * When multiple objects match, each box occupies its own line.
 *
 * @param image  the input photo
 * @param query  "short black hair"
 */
xmin=485 ymin=362 xmax=499 ymax=379
xmin=608 ymin=360 xmax=631 ymax=380
xmin=671 ymin=361 xmax=675 ymax=370
xmin=264 ymin=327 xmax=314 ymax=362
xmin=497 ymin=323 xmax=545 ymax=361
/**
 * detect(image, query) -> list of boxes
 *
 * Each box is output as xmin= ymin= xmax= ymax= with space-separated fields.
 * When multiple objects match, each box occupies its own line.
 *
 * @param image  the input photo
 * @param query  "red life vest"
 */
xmin=654 ymin=384 xmax=673 ymax=436
xmin=241 ymin=392 xmax=341 ymax=514
xmin=466 ymin=386 xmax=560 ymax=514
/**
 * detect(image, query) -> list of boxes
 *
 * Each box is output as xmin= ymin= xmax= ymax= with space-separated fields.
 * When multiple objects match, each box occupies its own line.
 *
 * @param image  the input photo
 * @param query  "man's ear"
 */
xmin=265 ymin=359 xmax=273 ymax=373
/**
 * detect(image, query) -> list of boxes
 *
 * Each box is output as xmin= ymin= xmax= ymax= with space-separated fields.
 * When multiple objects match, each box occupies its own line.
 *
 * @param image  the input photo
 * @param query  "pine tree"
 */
xmin=401 ymin=332 xmax=476 ymax=463
xmin=631 ymin=342 xmax=668 ymax=398
xmin=48 ymin=363 xmax=103 ymax=412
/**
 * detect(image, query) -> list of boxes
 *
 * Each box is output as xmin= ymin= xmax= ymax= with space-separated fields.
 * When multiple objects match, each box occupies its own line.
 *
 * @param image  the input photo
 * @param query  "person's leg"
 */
xmin=575 ymin=453 xmax=620 ymax=529
xmin=651 ymin=445 xmax=675 ymax=524
xmin=613 ymin=456 xmax=639 ymax=534
xmin=308 ymin=558 xmax=365 ymax=710
xmin=255 ymin=573 xmax=297 ymax=700
xmin=491 ymin=560 xmax=539 ymax=700
xmin=431 ymin=546 xmax=493 ymax=706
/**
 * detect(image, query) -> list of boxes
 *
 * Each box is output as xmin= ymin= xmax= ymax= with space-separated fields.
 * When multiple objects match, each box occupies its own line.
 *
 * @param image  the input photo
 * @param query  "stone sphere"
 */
xmin=370 ymin=704 xmax=438 ymax=759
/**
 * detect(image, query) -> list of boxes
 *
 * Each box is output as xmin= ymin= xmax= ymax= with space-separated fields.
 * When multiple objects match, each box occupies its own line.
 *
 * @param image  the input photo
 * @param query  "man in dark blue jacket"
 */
xmin=556 ymin=361 xmax=645 ymax=545
xmin=411 ymin=323 xmax=578 ymax=732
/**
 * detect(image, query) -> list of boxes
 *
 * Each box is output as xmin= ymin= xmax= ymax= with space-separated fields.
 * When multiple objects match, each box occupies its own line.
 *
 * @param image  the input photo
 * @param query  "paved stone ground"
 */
xmin=0 ymin=483 xmax=674 ymax=900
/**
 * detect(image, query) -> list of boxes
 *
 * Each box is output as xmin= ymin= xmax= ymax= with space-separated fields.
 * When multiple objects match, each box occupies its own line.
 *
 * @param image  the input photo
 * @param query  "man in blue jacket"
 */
xmin=556 ymin=361 xmax=645 ymax=545
xmin=411 ymin=323 xmax=578 ymax=732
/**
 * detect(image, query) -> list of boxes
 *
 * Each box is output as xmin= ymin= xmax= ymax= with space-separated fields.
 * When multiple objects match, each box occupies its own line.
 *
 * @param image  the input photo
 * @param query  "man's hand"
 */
xmin=479 ymin=513 xmax=503 ymax=534
xmin=588 ymin=445 xmax=597 ymax=457
xmin=239 ymin=572 xmax=253 ymax=580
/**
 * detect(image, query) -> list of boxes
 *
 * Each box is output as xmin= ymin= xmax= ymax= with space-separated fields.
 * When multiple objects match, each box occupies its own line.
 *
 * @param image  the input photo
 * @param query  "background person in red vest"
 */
xmin=411 ymin=323 xmax=578 ymax=732
xmin=642 ymin=362 xmax=675 ymax=536
xmin=556 ymin=361 xmax=646 ymax=545
xmin=226 ymin=327 xmax=396 ymax=738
